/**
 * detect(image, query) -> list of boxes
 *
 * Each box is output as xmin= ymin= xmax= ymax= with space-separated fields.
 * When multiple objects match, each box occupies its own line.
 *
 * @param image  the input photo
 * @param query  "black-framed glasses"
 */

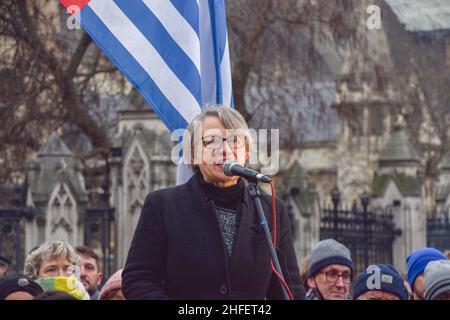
xmin=320 ymin=270 xmax=352 ymax=284
xmin=201 ymin=135 xmax=246 ymax=150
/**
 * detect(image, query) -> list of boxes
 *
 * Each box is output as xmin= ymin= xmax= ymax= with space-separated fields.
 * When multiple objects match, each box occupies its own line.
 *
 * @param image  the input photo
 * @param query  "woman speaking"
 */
xmin=122 ymin=105 xmax=304 ymax=299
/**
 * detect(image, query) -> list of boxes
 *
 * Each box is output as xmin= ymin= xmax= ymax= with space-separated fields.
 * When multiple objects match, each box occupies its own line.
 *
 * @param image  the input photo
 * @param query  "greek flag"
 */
xmin=60 ymin=0 xmax=233 ymax=132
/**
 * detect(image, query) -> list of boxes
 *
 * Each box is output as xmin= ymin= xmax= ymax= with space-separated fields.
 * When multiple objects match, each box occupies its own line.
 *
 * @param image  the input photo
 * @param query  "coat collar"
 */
xmin=186 ymin=171 xmax=252 ymax=209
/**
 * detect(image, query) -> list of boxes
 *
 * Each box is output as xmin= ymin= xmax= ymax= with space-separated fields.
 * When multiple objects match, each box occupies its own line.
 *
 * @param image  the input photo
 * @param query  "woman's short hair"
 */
xmin=183 ymin=105 xmax=252 ymax=168
xmin=24 ymin=240 xmax=81 ymax=280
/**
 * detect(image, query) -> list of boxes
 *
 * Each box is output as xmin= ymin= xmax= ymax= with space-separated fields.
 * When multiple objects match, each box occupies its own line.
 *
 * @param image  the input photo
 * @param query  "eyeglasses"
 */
xmin=320 ymin=270 xmax=352 ymax=284
xmin=41 ymin=264 xmax=80 ymax=278
xmin=202 ymin=135 xmax=246 ymax=150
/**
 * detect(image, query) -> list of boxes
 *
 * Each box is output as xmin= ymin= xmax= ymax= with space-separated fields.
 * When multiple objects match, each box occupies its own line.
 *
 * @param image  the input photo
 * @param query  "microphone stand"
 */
xmin=248 ymin=183 xmax=290 ymax=300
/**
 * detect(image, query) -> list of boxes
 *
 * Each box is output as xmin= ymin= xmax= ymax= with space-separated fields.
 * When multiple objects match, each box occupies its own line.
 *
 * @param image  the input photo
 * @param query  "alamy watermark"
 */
xmin=66 ymin=5 xmax=81 ymax=30
xmin=366 ymin=5 xmax=382 ymax=30
xmin=66 ymin=4 xmax=383 ymax=32
xmin=365 ymin=265 xmax=394 ymax=290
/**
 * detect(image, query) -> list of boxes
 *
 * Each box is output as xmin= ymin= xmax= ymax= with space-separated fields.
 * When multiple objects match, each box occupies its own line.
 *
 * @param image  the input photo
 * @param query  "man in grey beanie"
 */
xmin=306 ymin=239 xmax=354 ymax=300
xmin=424 ymin=260 xmax=450 ymax=300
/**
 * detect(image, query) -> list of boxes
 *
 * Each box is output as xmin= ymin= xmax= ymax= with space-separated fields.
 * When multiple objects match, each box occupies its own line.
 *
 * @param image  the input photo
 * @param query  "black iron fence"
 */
xmin=320 ymin=189 xmax=400 ymax=272
xmin=84 ymin=208 xmax=114 ymax=280
xmin=84 ymin=173 xmax=115 ymax=281
xmin=0 ymin=183 xmax=35 ymax=272
xmin=427 ymin=213 xmax=450 ymax=253
xmin=0 ymin=178 xmax=114 ymax=279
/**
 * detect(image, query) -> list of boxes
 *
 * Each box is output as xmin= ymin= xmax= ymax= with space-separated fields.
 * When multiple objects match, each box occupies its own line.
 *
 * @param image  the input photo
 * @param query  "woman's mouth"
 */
xmin=214 ymin=163 xmax=226 ymax=173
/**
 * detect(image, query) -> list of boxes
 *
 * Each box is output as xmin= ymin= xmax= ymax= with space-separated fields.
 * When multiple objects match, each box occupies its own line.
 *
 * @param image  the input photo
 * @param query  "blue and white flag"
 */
xmin=61 ymin=0 xmax=234 ymax=183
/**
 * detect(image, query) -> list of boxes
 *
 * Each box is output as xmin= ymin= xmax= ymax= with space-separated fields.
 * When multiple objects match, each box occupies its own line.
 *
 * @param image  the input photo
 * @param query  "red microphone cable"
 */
xmin=269 ymin=181 xmax=294 ymax=300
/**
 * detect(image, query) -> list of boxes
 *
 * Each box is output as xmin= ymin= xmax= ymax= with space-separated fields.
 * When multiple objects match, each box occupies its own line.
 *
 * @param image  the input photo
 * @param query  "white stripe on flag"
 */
xmin=220 ymin=35 xmax=233 ymax=106
xmin=142 ymin=0 xmax=201 ymax=74
xmin=198 ymin=0 xmax=217 ymax=106
xmin=89 ymin=0 xmax=201 ymax=123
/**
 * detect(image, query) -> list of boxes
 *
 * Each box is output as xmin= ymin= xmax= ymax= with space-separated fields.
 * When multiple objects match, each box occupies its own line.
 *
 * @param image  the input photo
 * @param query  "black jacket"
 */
xmin=122 ymin=173 xmax=304 ymax=300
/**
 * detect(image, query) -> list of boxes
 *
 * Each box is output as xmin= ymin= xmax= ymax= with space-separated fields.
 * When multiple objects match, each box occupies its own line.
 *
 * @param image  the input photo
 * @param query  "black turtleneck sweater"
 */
xmin=196 ymin=171 xmax=244 ymax=260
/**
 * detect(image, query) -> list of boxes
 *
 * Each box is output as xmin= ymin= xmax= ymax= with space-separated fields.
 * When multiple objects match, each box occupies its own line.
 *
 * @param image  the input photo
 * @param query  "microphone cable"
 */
xmin=269 ymin=181 xmax=294 ymax=300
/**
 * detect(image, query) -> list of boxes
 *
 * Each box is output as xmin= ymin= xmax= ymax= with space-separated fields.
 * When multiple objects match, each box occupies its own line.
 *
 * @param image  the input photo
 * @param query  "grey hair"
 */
xmin=182 ymin=105 xmax=252 ymax=168
xmin=24 ymin=240 xmax=81 ymax=280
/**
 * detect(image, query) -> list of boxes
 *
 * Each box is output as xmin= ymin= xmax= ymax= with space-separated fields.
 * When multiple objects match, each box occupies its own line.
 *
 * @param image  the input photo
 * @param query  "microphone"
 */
xmin=223 ymin=160 xmax=272 ymax=183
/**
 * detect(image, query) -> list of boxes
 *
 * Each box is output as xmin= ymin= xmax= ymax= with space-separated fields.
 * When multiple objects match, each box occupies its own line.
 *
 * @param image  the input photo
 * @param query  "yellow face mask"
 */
xmin=36 ymin=276 xmax=90 ymax=300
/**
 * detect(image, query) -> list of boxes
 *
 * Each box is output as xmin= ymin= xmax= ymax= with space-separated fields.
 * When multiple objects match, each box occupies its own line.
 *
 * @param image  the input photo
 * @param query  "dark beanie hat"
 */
xmin=0 ymin=255 xmax=11 ymax=267
xmin=0 ymin=274 xmax=44 ymax=300
xmin=308 ymin=239 xmax=354 ymax=277
xmin=352 ymin=264 xmax=409 ymax=300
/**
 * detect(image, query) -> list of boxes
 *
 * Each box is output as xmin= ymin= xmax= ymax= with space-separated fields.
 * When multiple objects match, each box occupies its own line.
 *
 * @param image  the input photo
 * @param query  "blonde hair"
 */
xmin=182 ymin=105 xmax=252 ymax=168
xmin=24 ymin=240 xmax=81 ymax=280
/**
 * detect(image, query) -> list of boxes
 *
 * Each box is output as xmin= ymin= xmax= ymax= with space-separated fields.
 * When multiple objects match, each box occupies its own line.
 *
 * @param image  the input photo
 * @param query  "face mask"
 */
xmin=36 ymin=276 xmax=90 ymax=300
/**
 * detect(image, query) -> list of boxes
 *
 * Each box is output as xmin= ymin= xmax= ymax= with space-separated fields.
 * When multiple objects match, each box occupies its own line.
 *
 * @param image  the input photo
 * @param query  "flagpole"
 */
xmin=209 ymin=0 xmax=223 ymax=104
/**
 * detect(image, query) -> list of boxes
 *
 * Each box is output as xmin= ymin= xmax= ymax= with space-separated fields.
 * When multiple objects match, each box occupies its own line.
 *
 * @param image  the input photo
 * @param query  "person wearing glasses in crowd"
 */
xmin=122 ymin=105 xmax=304 ymax=300
xmin=306 ymin=239 xmax=354 ymax=300
xmin=24 ymin=240 xmax=89 ymax=300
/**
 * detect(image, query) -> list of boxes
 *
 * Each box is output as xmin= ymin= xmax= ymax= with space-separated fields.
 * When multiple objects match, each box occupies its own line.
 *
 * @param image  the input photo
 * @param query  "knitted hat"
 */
xmin=99 ymin=269 xmax=123 ymax=300
xmin=0 ymin=274 xmax=44 ymax=299
xmin=0 ymin=255 xmax=11 ymax=267
xmin=36 ymin=276 xmax=90 ymax=300
xmin=352 ymin=264 xmax=409 ymax=300
xmin=406 ymin=247 xmax=447 ymax=289
xmin=424 ymin=260 xmax=450 ymax=300
xmin=308 ymin=239 xmax=354 ymax=277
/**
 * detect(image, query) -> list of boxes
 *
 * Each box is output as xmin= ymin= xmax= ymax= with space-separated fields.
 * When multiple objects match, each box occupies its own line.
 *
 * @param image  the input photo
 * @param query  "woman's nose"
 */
xmin=222 ymin=140 xmax=234 ymax=157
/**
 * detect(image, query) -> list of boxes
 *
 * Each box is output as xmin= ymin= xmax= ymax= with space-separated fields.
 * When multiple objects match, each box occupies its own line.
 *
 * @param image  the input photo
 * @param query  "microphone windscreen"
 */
xmin=223 ymin=159 xmax=236 ymax=176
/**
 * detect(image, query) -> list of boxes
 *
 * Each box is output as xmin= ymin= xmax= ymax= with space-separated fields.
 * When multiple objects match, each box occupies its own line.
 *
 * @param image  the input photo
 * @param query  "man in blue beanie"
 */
xmin=352 ymin=264 xmax=409 ymax=300
xmin=406 ymin=247 xmax=448 ymax=300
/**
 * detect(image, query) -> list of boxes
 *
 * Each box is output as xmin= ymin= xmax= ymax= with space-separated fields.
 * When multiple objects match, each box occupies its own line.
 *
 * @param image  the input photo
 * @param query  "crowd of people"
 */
xmin=301 ymin=239 xmax=450 ymax=300
xmin=0 ymin=241 xmax=123 ymax=300
xmin=0 ymin=238 xmax=449 ymax=300
xmin=0 ymin=106 xmax=449 ymax=301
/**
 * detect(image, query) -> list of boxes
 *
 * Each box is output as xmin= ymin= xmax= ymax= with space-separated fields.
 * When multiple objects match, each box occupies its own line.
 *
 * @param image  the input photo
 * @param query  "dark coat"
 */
xmin=122 ymin=173 xmax=304 ymax=300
